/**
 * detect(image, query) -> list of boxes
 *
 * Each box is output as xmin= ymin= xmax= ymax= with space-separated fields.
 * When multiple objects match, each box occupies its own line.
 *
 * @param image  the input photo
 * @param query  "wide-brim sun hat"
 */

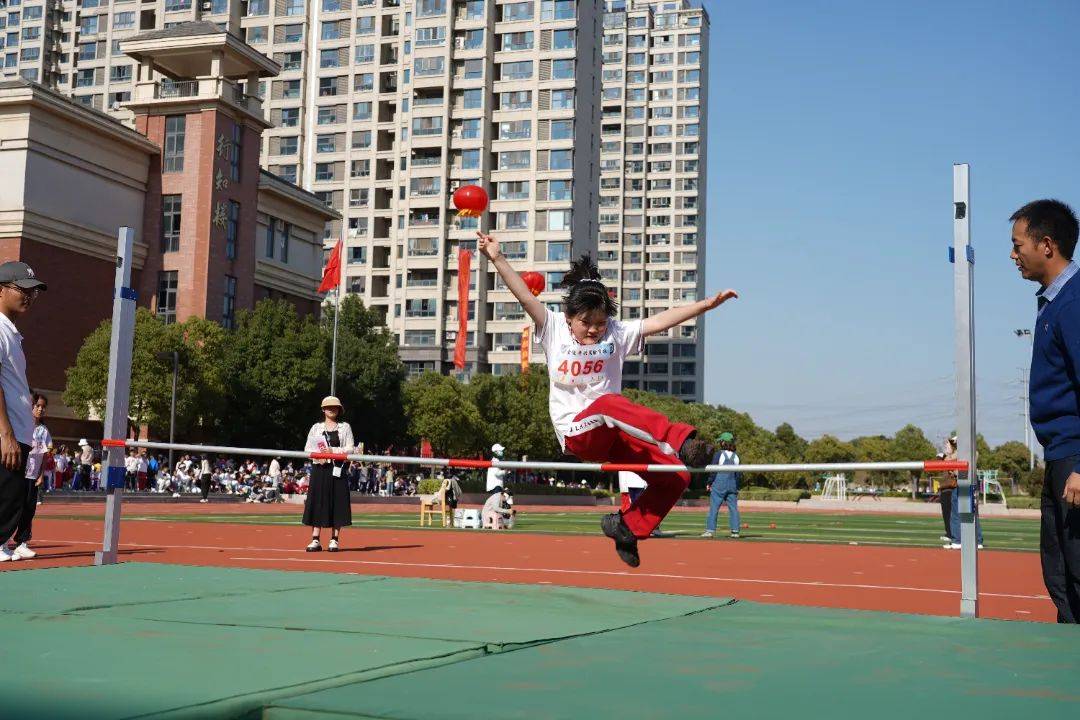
xmin=78 ymin=438 xmax=89 ymax=447
xmin=321 ymin=396 xmax=343 ymax=409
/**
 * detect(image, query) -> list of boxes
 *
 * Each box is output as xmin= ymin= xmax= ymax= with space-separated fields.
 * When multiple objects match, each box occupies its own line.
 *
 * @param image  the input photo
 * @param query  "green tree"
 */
xmin=220 ymin=299 xmax=325 ymax=449
xmin=805 ymin=435 xmax=857 ymax=464
xmin=402 ymin=371 xmax=485 ymax=457
xmin=63 ymin=309 xmax=226 ymax=438
xmin=984 ymin=441 xmax=1031 ymax=483
xmin=774 ymin=423 xmax=808 ymax=462
xmin=466 ymin=369 xmax=561 ymax=460
xmin=322 ymin=295 xmax=406 ymax=451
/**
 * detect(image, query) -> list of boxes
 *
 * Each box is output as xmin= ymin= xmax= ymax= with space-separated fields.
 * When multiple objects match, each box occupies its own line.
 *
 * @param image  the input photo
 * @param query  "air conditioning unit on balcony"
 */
xmin=454 ymin=38 xmax=465 ymax=50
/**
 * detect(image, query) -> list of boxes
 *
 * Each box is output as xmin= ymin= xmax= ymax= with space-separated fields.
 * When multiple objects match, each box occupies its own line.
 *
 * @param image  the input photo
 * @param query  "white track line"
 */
xmin=44 ymin=538 xmax=1049 ymax=601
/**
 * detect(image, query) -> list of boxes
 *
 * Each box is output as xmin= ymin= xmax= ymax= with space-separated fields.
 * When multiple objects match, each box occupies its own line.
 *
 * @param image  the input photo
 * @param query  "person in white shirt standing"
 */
xmin=486 ymin=443 xmax=508 ymax=491
xmin=9 ymin=393 xmax=50 ymax=559
xmin=0 ymin=261 xmax=45 ymax=562
xmin=302 ymin=396 xmax=355 ymax=552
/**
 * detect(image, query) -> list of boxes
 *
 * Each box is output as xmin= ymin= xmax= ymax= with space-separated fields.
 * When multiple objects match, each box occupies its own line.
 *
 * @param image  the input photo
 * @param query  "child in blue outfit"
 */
xmin=701 ymin=432 xmax=741 ymax=539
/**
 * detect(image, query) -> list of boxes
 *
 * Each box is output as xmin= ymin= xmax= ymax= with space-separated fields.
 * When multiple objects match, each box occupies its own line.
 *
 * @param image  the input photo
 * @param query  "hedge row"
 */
xmin=417 ymin=477 xmax=594 ymax=497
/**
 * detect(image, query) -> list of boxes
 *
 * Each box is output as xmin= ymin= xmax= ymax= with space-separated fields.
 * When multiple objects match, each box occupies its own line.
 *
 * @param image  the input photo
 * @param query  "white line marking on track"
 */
xmin=44 ymin=538 xmax=1049 ymax=602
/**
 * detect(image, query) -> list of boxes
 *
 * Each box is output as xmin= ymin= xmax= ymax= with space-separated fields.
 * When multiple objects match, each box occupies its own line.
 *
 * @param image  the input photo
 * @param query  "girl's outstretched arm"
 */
xmin=642 ymin=290 xmax=738 ymax=337
xmin=477 ymin=231 xmax=548 ymax=328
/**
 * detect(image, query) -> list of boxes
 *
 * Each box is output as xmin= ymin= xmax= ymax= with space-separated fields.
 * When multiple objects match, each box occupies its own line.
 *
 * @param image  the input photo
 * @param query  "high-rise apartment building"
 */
xmin=599 ymin=0 xmax=706 ymax=401
xmin=4 ymin=0 xmax=705 ymax=398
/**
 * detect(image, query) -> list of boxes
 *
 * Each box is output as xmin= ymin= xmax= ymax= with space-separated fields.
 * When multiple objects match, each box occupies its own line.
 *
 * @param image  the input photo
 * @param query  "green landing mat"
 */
xmin=0 ymin=563 xmax=729 ymax=720
xmin=269 ymin=601 xmax=1080 ymax=720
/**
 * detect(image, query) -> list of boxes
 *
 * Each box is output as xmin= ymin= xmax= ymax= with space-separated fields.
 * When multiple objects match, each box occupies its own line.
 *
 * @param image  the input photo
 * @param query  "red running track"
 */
xmin=3 ymin=505 xmax=1054 ymax=623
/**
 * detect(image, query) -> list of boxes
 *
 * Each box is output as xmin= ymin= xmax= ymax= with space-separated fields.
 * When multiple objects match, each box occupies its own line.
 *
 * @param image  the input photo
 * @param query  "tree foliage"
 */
xmin=65 ymin=303 xmax=1041 ymax=492
xmin=63 ymin=309 xmax=226 ymax=438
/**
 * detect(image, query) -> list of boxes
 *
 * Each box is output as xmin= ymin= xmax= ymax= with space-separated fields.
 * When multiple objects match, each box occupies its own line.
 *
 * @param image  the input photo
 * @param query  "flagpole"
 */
xmin=330 ymin=226 xmax=345 ymax=396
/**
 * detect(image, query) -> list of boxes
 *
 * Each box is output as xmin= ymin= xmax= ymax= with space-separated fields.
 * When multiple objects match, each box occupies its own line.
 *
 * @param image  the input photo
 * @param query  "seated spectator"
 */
xmin=482 ymin=487 xmax=514 ymax=530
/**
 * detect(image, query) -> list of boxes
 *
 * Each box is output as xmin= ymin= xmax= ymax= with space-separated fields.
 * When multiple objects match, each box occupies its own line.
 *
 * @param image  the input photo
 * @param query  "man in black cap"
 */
xmin=0 ymin=261 xmax=46 ymax=562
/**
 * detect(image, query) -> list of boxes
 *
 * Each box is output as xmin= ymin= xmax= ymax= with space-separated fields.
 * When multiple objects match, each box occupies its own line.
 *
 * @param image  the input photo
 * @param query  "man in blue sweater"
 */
xmin=1011 ymin=199 xmax=1080 ymax=623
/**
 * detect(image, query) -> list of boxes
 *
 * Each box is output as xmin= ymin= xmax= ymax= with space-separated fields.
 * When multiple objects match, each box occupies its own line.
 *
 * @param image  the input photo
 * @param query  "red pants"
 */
xmin=564 ymin=394 xmax=695 ymax=539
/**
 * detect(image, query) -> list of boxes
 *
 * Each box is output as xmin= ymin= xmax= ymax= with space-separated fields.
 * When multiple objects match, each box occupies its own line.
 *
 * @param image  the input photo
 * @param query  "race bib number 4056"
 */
xmin=553 ymin=342 xmax=616 ymax=387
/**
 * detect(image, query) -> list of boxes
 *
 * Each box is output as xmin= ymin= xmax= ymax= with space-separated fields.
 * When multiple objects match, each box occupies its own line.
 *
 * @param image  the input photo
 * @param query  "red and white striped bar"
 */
xmin=102 ymin=439 xmax=967 ymax=475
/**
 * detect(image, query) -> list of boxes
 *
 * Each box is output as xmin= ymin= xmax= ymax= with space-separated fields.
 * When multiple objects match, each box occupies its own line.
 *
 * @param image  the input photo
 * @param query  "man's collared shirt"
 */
xmin=1037 ymin=261 xmax=1079 ymax=315
xmin=0 ymin=311 xmax=32 ymax=446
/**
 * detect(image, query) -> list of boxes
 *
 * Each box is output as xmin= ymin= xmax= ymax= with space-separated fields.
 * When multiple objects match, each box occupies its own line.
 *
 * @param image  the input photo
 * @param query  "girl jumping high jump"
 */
xmin=478 ymin=232 xmax=738 ymax=567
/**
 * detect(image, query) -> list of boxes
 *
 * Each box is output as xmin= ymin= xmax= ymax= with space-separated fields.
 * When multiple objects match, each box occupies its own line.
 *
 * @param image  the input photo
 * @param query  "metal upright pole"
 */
xmin=95 ymin=227 xmax=137 ymax=566
xmin=169 ymin=351 xmax=178 ymax=472
xmin=330 ymin=286 xmax=340 ymax=396
xmin=952 ymin=164 xmax=979 ymax=617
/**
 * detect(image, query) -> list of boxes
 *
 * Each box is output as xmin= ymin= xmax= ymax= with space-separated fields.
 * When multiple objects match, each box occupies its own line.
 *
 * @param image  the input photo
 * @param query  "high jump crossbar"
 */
xmin=101 ymin=439 xmax=966 ymax=475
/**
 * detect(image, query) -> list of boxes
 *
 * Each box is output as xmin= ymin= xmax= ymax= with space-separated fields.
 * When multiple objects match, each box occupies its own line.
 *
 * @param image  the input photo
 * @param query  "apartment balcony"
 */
xmin=132 ymin=76 xmax=265 ymax=119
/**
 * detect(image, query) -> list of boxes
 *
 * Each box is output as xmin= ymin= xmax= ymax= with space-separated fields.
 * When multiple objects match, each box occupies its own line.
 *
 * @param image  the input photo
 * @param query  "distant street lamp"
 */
xmin=155 ymin=351 xmax=179 ymax=471
xmin=1014 ymin=329 xmax=1034 ymax=470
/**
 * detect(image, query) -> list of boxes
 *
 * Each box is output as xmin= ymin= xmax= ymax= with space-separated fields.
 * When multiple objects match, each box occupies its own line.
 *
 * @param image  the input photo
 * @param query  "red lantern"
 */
xmin=453 ymin=184 xmax=489 ymax=218
xmin=520 ymin=271 xmax=545 ymax=297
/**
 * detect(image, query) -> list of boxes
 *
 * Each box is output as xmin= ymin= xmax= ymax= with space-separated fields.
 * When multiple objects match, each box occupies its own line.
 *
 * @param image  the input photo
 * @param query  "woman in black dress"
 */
xmin=302 ymin=396 xmax=355 ymax=551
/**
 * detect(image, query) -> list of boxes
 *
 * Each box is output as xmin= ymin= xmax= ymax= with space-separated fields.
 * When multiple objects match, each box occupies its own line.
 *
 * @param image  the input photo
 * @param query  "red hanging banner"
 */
xmin=454 ymin=248 xmax=471 ymax=370
xmin=520 ymin=325 xmax=531 ymax=373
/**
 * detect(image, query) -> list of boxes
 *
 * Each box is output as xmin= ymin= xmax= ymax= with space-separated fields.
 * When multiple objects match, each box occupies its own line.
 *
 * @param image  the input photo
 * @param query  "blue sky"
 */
xmin=700 ymin=0 xmax=1080 ymax=446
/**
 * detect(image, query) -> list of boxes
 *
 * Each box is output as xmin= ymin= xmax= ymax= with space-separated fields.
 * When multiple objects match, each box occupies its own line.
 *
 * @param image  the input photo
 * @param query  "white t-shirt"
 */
xmin=486 ymin=465 xmax=508 ymax=491
xmin=0 ymin=313 xmax=32 ymax=446
xmin=24 ymin=423 xmax=51 ymax=480
xmin=618 ymin=471 xmax=647 ymax=493
xmin=536 ymin=307 xmax=644 ymax=448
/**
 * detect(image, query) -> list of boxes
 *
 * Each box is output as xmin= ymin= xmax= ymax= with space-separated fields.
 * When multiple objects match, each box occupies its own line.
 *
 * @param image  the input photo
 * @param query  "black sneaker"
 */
xmin=601 ymin=512 xmax=640 ymax=568
xmin=679 ymin=437 xmax=715 ymax=468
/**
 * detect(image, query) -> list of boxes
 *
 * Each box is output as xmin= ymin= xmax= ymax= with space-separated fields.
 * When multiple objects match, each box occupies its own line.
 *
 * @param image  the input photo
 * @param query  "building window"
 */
xmin=285 ymin=0 xmax=303 ymax=15
xmin=161 ymin=195 xmax=182 ymax=252
xmin=414 ymin=56 xmax=445 ymax=77
xmin=462 ymin=88 xmax=482 ymax=110
xmin=226 ymin=201 xmax=239 ymax=259
xmin=230 ymin=123 xmax=242 ymax=181
xmin=222 ymin=275 xmax=237 ymax=329
xmin=75 ymin=69 xmax=95 ymax=88
xmin=279 ymin=136 xmax=298 ymax=155
xmin=319 ymin=77 xmax=338 ymax=96
xmin=278 ymin=165 xmax=298 ymax=184
xmin=355 ymin=44 xmax=374 ymax=63
xmin=552 ymin=59 xmax=574 ymax=80
xmin=281 ymin=107 xmax=299 ymax=127
xmin=163 ymin=116 xmax=185 ymax=173
xmin=278 ymin=221 xmax=290 ymax=262
xmin=156 ymin=271 xmax=178 ymax=324
xmin=114 ymin=12 xmax=135 ymax=30
xmin=416 ymin=0 xmax=446 ymax=17
xmin=246 ymin=26 xmax=267 ymax=43
xmin=499 ymin=1 xmax=533 ymax=21
xmin=265 ymin=219 xmax=275 ymax=258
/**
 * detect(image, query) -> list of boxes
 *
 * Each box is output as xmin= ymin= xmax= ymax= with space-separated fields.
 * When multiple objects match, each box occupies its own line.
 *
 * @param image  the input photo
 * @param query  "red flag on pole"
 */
xmin=454 ymin=248 xmax=471 ymax=370
xmin=318 ymin=240 xmax=343 ymax=294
